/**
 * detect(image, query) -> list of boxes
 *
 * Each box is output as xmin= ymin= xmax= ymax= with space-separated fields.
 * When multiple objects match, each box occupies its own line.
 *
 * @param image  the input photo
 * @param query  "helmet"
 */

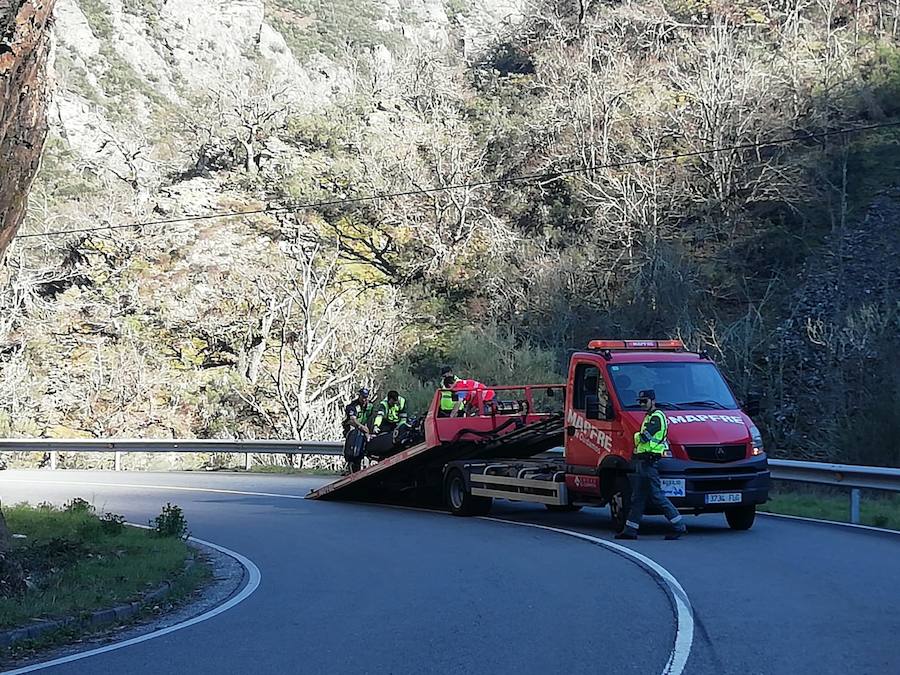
xmin=358 ymin=387 xmax=370 ymax=398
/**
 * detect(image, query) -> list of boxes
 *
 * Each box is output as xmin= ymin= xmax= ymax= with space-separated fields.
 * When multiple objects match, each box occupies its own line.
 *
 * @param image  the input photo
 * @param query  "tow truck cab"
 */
xmin=564 ymin=340 xmax=770 ymax=529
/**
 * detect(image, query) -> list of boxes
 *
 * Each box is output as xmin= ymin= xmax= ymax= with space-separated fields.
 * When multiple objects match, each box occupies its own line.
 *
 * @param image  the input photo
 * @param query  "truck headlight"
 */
xmin=749 ymin=424 xmax=764 ymax=456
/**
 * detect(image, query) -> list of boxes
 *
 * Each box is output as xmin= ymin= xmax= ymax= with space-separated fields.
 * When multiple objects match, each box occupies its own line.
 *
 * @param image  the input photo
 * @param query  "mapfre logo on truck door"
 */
xmin=566 ymin=409 xmax=613 ymax=456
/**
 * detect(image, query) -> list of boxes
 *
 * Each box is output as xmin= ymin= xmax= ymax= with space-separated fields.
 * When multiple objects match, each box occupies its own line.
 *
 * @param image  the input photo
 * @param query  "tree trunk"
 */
xmin=0 ymin=0 xmax=54 ymax=556
xmin=246 ymin=303 xmax=276 ymax=384
xmin=0 ymin=0 xmax=57 ymax=262
xmin=242 ymin=139 xmax=258 ymax=174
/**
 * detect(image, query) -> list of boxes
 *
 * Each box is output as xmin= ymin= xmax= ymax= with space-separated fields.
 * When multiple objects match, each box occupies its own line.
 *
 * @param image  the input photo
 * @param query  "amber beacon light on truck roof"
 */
xmin=587 ymin=339 xmax=686 ymax=351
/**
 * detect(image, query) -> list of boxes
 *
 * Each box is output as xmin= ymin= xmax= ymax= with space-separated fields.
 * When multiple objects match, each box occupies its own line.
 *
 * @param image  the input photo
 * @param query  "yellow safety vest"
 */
xmin=634 ymin=409 xmax=668 ymax=455
xmin=374 ymin=397 xmax=406 ymax=428
xmin=439 ymin=378 xmax=459 ymax=411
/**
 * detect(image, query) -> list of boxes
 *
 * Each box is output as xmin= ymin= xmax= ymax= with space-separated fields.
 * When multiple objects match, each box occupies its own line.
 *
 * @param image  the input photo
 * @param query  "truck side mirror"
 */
xmin=585 ymin=394 xmax=600 ymax=420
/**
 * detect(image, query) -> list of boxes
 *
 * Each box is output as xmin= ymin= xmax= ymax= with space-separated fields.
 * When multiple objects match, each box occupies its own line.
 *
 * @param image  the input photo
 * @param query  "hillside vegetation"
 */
xmin=1 ymin=0 xmax=898 ymax=467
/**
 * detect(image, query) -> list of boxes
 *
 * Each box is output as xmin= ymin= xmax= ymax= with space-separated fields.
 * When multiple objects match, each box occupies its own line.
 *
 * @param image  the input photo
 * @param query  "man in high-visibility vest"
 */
xmin=372 ymin=390 xmax=408 ymax=436
xmin=615 ymin=389 xmax=687 ymax=541
xmin=438 ymin=366 xmax=459 ymax=417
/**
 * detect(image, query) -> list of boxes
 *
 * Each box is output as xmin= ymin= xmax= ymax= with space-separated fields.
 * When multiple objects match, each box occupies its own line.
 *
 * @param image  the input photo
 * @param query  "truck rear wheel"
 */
xmin=608 ymin=474 xmax=631 ymax=533
xmin=445 ymin=469 xmax=492 ymax=517
xmin=725 ymin=505 xmax=756 ymax=530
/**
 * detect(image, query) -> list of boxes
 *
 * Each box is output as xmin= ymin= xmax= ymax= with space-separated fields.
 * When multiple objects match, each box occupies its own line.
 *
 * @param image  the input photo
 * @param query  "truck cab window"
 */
xmin=573 ymin=363 xmax=600 ymax=410
xmin=609 ymin=362 xmax=738 ymax=410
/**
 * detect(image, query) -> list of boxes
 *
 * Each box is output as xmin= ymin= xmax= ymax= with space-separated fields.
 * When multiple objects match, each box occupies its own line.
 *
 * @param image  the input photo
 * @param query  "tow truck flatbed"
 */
xmin=306 ymin=385 xmax=565 ymax=502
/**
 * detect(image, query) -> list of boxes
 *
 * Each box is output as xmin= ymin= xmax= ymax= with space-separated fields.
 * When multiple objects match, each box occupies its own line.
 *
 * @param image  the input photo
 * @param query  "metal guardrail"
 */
xmin=768 ymin=459 xmax=900 ymax=524
xmin=0 ymin=438 xmax=342 ymax=471
xmin=767 ymin=459 xmax=900 ymax=491
xmin=1 ymin=441 xmax=897 ymax=524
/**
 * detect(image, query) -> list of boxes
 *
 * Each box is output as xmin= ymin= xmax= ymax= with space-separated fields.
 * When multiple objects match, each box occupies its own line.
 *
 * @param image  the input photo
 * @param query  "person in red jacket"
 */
xmin=450 ymin=378 xmax=495 ymax=417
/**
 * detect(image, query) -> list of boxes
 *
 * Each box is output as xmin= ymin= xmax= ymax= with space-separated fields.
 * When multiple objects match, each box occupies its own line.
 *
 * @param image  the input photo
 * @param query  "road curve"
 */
xmin=1 ymin=470 xmax=898 ymax=675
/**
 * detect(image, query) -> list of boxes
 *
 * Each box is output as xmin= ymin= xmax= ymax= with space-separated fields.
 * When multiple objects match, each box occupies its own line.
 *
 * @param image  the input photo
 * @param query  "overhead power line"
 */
xmin=17 ymin=118 xmax=900 ymax=241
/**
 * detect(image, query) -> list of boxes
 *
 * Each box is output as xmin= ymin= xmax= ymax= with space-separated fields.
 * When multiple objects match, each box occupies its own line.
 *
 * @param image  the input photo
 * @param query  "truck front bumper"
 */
xmin=654 ymin=455 xmax=770 ymax=513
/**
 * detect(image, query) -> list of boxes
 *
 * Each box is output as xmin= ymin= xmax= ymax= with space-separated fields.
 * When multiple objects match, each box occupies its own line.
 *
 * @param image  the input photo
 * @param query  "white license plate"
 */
xmin=705 ymin=493 xmax=742 ymax=504
xmin=661 ymin=479 xmax=685 ymax=497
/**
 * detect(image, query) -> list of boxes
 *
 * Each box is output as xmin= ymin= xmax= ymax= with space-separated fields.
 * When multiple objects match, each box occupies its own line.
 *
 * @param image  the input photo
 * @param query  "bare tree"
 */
xmin=176 ymin=65 xmax=294 ymax=176
xmin=223 ymin=76 xmax=293 ymax=176
xmin=667 ymin=21 xmax=805 ymax=236
xmin=247 ymin=243 xmax=405 ymax=439
xmin=306 ymin=49 xmax=492 ymax=283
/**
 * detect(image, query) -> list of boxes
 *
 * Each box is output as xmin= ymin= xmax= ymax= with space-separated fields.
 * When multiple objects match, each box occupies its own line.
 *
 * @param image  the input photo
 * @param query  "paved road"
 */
xmin=1 ymin=470 xmax=898 ymax=674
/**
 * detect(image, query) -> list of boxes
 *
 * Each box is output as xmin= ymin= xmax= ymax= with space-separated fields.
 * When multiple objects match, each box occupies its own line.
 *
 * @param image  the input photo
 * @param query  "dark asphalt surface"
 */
xmin=1 ymin=470 xmax=898 ymax=675
xmin=0 ymin=471 xmax=671 ymax=675
xmin=492 ymin=503 xmax=900 ymax=675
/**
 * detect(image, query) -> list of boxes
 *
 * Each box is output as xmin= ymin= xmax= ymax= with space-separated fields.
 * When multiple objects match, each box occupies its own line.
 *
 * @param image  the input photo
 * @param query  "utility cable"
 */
xmin=17 ymin=118 xmax=900 ymax=241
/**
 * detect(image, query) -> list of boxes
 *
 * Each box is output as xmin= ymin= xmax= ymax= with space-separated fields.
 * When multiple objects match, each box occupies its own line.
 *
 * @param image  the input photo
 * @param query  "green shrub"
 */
xmin=151 ymin=503 xmax=190 ymax=540
xmin=64 ymin=497 xmax=94 ymax=515
xmin=99 ymin=512 xmax=126 ymax=536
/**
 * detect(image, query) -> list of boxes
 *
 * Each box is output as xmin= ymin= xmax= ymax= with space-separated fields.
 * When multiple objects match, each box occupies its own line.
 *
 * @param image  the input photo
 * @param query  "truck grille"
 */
xmin=689 ymin=478 xmax=751 ymax=492
xmin=684 ymin=444 xmax=746 ymax=463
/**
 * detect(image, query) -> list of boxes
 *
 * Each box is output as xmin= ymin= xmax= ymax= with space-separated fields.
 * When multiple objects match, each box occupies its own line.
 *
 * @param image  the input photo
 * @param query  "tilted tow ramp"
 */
xmin=306 ymin=385 xmax=565 ymax=504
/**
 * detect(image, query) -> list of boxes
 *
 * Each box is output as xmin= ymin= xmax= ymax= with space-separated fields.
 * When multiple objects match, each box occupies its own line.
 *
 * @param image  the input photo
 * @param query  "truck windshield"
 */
xmin=608 ymin=362 xmax=738 ymax=410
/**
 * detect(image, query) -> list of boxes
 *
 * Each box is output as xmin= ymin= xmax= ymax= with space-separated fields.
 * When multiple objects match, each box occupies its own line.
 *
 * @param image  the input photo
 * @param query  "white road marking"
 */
xmin=759 ymin=511 xmax=899 ymax=535
xmin=482 ymin=517 xmax=694 ymax=675
xmin=0 ymin=533 xmax=262 ymax=675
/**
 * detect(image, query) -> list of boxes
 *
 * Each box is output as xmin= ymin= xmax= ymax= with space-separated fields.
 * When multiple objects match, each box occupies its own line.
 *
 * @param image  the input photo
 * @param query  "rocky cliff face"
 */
xmin=0 ymin=0 xmax=55 ymax=261
xmin=44 ymin=0 xmax=525 ymax=193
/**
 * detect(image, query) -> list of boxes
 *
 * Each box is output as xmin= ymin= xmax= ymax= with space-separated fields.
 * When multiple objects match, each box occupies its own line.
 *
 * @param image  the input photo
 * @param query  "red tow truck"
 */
xmin=308 ymin=339 xmax=770 ymax=531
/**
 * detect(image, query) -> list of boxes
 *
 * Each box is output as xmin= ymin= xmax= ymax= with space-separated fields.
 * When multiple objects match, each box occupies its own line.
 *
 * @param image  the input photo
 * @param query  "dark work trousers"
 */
xmin=624 ymin=458 xmax=687 ymax=534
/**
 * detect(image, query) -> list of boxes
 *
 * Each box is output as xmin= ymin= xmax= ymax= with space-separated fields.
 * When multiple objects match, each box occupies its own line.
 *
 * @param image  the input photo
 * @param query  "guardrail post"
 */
xmin=850 ymin=488 xmax=861 ymax=524
xmin=50 ymin=450 xmax=58 ymax=470
xmin=114 ymin=451 xmax=122 ymax=471
xmin=244 ymin=452 xmax=252 ymax=471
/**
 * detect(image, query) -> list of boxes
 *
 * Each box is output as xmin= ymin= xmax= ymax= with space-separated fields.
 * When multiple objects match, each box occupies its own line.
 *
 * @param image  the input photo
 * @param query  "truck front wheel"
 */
xmin=445 ymin=469 xmax=492 ymax=517
xmin=725 ymin=505 xmax=756 ymax=530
